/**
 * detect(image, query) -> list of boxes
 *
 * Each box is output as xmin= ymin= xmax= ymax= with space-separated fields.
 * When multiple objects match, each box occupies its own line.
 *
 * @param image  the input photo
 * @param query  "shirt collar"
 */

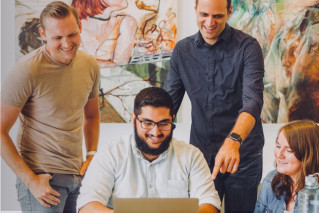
xmin=194 ymin=23 xmax=232 ymax=46
xmin=42 ymin=45 xmax=75 ymax=66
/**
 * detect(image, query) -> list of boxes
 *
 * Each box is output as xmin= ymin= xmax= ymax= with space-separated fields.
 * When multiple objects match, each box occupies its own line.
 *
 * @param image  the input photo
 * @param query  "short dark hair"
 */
xmin=196 ymin=0 xmax=232 ymax=11
xmin=40 ymin=1 xmax=80 ymax=30
xmin=134 ymin=87 xmax=175 ymax=117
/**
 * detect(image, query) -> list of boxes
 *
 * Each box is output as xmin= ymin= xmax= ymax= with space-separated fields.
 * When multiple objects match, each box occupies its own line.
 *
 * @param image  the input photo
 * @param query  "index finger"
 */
xmin=211 ymin=160 xmax=223 ymax=180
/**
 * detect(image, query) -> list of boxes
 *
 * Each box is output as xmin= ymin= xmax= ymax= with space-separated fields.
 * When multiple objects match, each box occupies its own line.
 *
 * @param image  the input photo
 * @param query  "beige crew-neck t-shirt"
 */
xmin=2 ymin=46 xmax=100 ymax=174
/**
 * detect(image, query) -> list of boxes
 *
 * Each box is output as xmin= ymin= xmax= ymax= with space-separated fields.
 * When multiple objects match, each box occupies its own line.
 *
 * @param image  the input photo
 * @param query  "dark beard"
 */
xmin=134 ymin=125 xmax=173 ymax=156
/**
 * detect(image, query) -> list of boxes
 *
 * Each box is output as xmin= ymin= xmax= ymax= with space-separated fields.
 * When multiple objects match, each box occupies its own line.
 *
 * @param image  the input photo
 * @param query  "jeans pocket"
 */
xmin=16 ymin=178 xmax=32 ymax=211
xmin=227 ymin=153 xmax=263 ymax=189
xmin=245 ymin=151 xmax=262 ymax=159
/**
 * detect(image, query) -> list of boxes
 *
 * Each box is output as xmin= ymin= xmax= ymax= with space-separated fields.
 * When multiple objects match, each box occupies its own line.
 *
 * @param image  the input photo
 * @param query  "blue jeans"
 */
xmin=210 ymin=152 xmax=263 ymax=213
xmin=16 ymin=173 xmax=83 ymax=213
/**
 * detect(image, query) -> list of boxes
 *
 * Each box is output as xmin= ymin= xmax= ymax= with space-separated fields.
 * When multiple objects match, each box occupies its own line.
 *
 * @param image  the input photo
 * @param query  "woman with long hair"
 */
xmin=71 ymin=0 xmax=137 ymax=67
xmin=254 ymin=120 xmax=319 ymax=213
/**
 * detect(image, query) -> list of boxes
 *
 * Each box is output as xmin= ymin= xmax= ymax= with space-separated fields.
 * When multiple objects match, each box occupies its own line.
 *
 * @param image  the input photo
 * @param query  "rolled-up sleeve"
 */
xmin=76 ymin=145 xmax=116 ymax=211
xmin=189 ymin=148 xmax=221 ymax=209
xmin=239 ymin=38 xmax=265 ymax=119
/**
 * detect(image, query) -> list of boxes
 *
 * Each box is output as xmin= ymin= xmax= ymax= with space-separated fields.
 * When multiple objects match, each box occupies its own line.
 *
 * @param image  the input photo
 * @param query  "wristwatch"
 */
xmin=227 ymin=132 xmax=243 ymax=145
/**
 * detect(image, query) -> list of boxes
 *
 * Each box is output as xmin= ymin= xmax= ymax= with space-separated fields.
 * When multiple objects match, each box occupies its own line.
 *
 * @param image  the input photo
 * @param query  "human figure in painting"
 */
xmin=262 ymin=5 xmax=319 ymax=123
xmin=18 ymin=18 xmax=45 ymax=55
xmin=1 ymin=1 xmax=100 ymax=212
xmin=283 ymin=8 xmax=319 ymax=122
xmin=254 ymin=119 xmax=319 ymax=212
xmin=133 ymin=0 xmax=177 ymax=59
xmin=164 ymin=0 xmax=265 ymax=212
xmin=72 ymin=0 xmax=137 ymax=67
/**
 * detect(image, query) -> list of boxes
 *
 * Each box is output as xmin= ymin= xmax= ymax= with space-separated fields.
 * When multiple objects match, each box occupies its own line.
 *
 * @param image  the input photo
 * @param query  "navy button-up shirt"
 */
xmin=164 ymin=24 xmax=265 ymax=163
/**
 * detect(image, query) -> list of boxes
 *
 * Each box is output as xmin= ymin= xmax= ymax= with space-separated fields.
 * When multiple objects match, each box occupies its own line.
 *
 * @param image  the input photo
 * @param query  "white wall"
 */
xmin=0 ymin=0 xmax=282 ymax=211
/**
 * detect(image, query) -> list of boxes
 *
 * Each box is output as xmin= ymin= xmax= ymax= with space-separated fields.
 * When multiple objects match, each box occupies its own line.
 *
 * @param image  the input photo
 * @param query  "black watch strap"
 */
xmin=227 ymin=132 xmax=243 ymax=145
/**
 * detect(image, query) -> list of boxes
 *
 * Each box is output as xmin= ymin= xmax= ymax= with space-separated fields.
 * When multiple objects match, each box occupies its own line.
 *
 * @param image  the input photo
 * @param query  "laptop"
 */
xmin=113 ymin=198 xmax=199 ymax=213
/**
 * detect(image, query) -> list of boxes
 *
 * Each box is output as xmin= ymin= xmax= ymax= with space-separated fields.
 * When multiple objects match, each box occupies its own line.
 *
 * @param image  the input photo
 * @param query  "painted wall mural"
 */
xmin=15 ymin=0 xmax=177 ymax=123
xmin=15 ymin=0 xmax=318 ymax=124
xmin=229 ymin=0 xmax=319 ymax=123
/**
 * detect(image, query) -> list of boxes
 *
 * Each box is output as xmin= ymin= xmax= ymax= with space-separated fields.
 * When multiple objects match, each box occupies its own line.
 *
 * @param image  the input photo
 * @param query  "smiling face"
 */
xmin=132 ymin=105 xmax=174 ymax=160
xmin=274 ymin=131 xmax=302 ymax=182
xmin=195 ymin=0 xmax=232 ymax=45
xmin=39 ymin=14 xmax=82 ymax=65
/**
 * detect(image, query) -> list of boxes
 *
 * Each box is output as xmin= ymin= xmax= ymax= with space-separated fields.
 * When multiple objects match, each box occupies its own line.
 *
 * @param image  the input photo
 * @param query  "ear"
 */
xmin=172 ymin=115 xmax=176 ymax=130
xmin=194 ymin=1 xmax=197 ymax=11
xmin=78 ymin=20 xmax=82 ymax=33
xmin=172 ymin=124 xmax=176 ymax=130
xmin=39 ymin=27 xmax=47 ymax=41
xmin=131 ymin=112 xmax=136 ymax=127
xmin=228 ymin=5 xmax=233 ymax=16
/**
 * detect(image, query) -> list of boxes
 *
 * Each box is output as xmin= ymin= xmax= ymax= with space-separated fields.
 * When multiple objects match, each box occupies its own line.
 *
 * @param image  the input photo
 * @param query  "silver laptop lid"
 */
xmin=114 ymin=198 xmax=199 ymax=213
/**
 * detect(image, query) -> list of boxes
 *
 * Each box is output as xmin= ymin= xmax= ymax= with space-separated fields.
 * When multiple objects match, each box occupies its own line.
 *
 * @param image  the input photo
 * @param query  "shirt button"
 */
xmin=149 ymin=185 xmax=152 ymax=188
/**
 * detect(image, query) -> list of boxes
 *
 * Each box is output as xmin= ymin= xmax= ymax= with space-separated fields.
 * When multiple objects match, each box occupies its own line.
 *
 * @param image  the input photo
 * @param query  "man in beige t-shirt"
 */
xmin=1 ymin=1 xmax=100 ymax=212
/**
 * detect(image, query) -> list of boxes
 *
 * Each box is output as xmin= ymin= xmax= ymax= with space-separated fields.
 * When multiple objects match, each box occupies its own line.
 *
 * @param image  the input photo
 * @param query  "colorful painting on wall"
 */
xmin=15 ymin=0 xmax=177 ymax=123
xmin=229 ymin=0 xmax=319 ymax=123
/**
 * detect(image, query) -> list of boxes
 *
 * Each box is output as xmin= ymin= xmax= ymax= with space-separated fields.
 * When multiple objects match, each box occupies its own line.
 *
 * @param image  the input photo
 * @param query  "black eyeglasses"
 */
xmin=135 ymin=114 xmax=174 ymax=131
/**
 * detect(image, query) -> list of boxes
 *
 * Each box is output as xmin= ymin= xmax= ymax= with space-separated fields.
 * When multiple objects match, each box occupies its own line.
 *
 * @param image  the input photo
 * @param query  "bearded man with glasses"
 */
xmin=77 ymin=87 xmax=221 ymax=213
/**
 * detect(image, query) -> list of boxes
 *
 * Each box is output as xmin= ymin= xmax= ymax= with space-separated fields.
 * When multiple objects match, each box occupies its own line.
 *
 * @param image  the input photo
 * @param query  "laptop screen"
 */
xmin=113 ymin=198 xmax=199 ymax=213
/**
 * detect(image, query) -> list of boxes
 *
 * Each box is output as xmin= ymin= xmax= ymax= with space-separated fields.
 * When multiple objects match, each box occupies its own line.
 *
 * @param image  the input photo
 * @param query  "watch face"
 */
xmin=230 ymin=133 xmax=240 ymax=140
xmin=229 ymin=132 xmax=242 ymax=143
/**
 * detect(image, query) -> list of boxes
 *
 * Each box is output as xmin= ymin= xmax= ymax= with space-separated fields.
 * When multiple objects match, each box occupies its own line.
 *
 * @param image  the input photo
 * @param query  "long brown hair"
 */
xmin=271 ymin=120 xmax=319 ymax=204
xmin=71 ymin=0 xmax=109 ymax=20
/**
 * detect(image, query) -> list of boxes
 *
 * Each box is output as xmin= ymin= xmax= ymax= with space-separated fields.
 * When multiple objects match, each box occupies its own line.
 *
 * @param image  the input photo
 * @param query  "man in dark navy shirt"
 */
xmin=164 ymin=0 xmax=265 ymax=212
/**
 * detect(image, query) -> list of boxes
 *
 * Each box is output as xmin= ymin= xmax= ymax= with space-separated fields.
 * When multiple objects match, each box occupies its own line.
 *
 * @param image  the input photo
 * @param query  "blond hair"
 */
xmin=40 ymin=1 xmax=80 ymax=30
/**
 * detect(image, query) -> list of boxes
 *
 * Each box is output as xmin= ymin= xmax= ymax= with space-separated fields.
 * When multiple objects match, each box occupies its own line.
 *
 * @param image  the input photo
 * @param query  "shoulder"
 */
xmin=255 ymin=170 xmax=284 ymax=212
xmin=94 ymin=134 xmax=132 ymax=165
xmin=9 ymin=47 xmax=47 ymax=79
xmin=261 ymin=170 xmax=278 ymax=188
xmin=76 ymin=50 xmax=99 ymax=66
xmin=174 ymin=33 xmax=197 ymax=49
xmin=264 ymin=170 xmax=278 ymax=182
xmin=172 ymin=138 xmax=197 ymax=150
xmin=171 ymin=138 xmax=204 ymax=158
xmin=101 ymin=134 xmax=132 ymax=155
xmin=231 ymin=27 xmax=256 ymax=42
xmin=15 ymin=47 xmax=45 ymax=69
xmin=259 ymin=170 xmax=278 ymax=197
xmin=227 ymin=26 xmax=260 ymax=50
xmin=75 ymin=50 xmax=100 ymax=73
